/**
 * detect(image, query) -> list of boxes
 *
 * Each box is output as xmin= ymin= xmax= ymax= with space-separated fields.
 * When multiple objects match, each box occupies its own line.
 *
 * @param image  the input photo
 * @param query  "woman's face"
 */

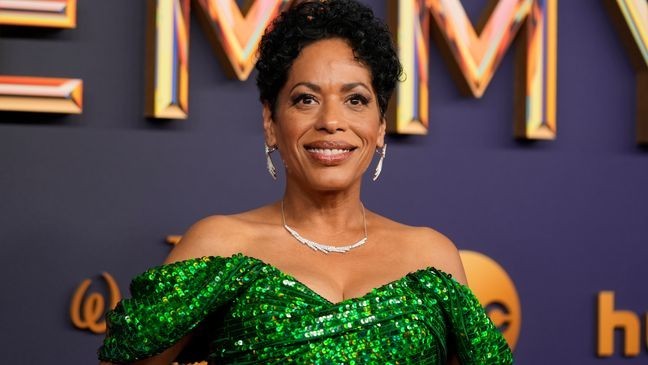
xmin=264 ymin=38 xmax=385 ymax=192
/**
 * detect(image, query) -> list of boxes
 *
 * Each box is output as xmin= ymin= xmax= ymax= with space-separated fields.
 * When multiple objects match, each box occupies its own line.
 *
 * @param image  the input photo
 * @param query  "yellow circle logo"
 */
xmin=460 ymin=250 xmax=521 ymax=350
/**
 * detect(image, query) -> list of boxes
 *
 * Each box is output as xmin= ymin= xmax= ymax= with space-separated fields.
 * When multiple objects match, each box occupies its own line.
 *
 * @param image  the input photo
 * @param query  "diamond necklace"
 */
xmin=281 ymin=200 xmax=368 ymax=254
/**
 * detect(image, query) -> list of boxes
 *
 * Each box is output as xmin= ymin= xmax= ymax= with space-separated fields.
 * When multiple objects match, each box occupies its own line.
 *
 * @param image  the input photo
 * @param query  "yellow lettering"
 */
xmin=0 ymin=76 xmax=82 ymax=113
xmin=597 ymin=291 xmax=640 ymax=357
xmin=145 ymin=0 xmax=190 ymax=118
xmin=0 ymin=0 xmax=76 ymax=28
xmin=0 ymin=1 xmax=82 ymax=114
xmin=486 ymin=302 xmax=512 ymax=330
xmin=194 ymin=0 xmax=289 ymax=80
xmin=146 ymin=0 xmax=290 ymax=118
xmin=389 ymin=0 xmax=557 ymax=139
xmin=70 ymin=272 xmax=121 ymax=334
xmin=604 ymin=0 xmax=648 ymax=143
xmin=166 ymin=235 xmax=182 ymax=245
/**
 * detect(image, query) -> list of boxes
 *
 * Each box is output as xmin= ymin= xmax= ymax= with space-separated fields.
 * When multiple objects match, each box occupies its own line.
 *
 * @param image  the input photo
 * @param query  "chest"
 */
xmin=242 ymin=239 xmax=428 ymax=304
xmin=210 ymin=269 xmax=449 ymax=363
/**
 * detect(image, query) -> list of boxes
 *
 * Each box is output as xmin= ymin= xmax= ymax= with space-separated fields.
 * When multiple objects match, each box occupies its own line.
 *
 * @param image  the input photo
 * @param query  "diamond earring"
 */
xmin=265 ymin=144 xmax=278 ymax=180
xmin=372 ymin=144 xmax=387 ymax=181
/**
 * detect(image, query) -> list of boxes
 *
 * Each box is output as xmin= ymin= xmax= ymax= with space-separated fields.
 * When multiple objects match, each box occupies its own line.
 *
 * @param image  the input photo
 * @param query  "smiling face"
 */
xmin=264 ymin=38 xmax=386 ymax=192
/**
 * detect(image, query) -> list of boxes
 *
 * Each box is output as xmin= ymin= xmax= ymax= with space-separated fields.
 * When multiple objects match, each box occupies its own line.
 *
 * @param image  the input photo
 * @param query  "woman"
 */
xmin=99 ymin=0 xmax=513 ymax=364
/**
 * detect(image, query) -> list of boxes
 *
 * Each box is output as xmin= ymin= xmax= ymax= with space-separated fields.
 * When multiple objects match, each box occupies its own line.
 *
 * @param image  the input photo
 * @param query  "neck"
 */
xmin=281 ymin=179 xmax=365 ymax=235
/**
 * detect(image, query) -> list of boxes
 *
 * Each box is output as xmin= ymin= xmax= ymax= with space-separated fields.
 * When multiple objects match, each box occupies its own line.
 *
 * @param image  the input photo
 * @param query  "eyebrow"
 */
xmin=289 ymin=82 xmax=321 ymax=93
xmin=340 ymin=82 xmax=371 ymax=93
xmin=289 ymin=82 xmax=372 ymax=94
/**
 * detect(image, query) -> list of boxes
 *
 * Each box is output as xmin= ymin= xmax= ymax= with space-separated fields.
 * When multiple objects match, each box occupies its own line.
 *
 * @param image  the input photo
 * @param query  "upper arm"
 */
xmin=100 ymin=216 xmax=242 ymax=365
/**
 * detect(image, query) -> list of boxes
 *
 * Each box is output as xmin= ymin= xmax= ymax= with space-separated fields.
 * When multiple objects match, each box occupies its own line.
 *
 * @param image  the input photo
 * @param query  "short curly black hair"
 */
xmin=255 ymin=0 xmax=402 ymax=118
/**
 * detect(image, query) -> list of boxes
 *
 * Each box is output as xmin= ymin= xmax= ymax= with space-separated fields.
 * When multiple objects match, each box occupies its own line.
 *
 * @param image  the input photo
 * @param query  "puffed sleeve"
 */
xmin=434 ymin=270 xmax=514 ymax=364
xmin=97 ymin=254 xmax=258 ymax=363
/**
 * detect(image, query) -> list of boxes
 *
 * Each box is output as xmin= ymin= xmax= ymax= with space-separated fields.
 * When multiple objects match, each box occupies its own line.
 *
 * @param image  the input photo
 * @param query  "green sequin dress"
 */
xmin=98 ymin=253 xmax=513 ymax=364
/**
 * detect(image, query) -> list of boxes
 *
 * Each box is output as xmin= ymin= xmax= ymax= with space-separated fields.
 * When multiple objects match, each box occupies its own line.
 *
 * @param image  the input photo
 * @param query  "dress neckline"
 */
xmin=191 ymin=252 xmax=456 ymax=306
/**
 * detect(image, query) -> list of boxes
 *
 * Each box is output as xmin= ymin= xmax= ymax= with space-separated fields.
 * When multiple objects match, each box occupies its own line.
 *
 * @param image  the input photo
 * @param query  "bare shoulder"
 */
xmin=372 ymin=214 xmax=468 ymax=285
xmin=164 ymin=206 xmax=274 ymax=264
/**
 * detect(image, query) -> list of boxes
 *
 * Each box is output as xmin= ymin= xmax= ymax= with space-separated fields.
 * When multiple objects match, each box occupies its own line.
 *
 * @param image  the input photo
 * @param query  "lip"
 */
xmin=304 ymin=141 xmax=357 ymax=165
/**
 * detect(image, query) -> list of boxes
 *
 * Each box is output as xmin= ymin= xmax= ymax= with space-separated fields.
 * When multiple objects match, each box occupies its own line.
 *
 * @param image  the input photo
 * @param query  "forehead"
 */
xmin=285 ymin=38 xmax=373 ymax=89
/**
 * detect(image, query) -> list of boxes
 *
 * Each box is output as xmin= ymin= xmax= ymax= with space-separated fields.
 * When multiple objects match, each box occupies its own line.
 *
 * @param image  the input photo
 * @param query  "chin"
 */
xmin=305 ymin=174 xmax=361 ymax=192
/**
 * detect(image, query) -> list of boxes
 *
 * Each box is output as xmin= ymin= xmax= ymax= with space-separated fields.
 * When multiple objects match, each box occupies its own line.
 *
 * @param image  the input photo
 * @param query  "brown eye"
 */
xmin=347 ymin=94 xmax=370 ymax=106
xmin=292 ymin=94 xmax=318 ymax=105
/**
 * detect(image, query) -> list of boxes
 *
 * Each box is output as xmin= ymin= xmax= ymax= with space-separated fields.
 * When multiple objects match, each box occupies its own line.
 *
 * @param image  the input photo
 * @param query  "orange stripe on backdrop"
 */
xmin=0 ymin=0 xmax=77 ymax=28
xmin=0 ymin=76 xmax=82 ymax=114
xmin=145 ymin=0 xmax=191 ymax=119
xmin=0 ymin=1 xmax=82 ymax=114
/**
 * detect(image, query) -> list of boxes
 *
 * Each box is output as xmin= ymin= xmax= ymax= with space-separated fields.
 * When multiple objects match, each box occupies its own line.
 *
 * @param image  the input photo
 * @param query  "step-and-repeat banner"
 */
xmin=1 ymin=1 xmax=646 ymax=363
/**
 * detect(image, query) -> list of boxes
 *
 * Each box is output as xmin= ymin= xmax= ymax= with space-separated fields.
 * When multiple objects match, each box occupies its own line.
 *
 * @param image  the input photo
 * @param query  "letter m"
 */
xmin=389 ymin=0 xmax=557 ymax=139
xmin=146 ymin=0 xmax=290 ymax=118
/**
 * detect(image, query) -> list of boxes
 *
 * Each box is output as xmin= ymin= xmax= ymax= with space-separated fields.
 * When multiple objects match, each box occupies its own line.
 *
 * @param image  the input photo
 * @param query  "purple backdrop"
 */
xmin=0 ymin=0 xmax=646 ymax=363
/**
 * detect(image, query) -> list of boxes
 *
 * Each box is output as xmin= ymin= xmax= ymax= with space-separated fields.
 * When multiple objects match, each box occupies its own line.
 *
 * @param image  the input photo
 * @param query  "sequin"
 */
xmin=98 ymin=253 xmax=513 ymax=364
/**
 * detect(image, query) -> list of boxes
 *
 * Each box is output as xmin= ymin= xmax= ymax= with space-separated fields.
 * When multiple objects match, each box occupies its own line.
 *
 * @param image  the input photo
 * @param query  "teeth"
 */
xmin=307 ymin=148 xmax=351 ymax=155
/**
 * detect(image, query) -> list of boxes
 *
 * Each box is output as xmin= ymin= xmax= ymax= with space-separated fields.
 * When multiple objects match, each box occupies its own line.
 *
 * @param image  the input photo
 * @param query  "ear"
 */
xmin=263 ymin=103 xmax=277 ymax=147
xmin=376 ymin=118 xmax=386 ymax=148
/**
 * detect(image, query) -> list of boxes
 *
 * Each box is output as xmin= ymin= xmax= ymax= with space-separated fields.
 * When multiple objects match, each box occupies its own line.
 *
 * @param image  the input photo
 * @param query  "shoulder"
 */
xmin=411 ymin=226 xmax=467 ymax=283
xmin=372 ymin=215 xmax=468 ymax=285
xmin=164 ymin=207 xmax=274 ymax=264
xmin=404 ymin=226 xmax=468 ymax=285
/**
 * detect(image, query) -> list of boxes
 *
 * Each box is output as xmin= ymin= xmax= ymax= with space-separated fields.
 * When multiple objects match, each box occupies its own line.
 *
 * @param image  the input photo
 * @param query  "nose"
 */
xmin=315 ymin=101 xmax=347 ymax=133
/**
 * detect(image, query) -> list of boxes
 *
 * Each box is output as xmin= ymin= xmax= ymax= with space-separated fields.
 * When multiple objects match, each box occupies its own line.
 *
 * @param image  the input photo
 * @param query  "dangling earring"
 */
xmin=265 ymin=144 xmax=278 ymax=180
xmin=372 ymin=144 xmax=387 ymax=181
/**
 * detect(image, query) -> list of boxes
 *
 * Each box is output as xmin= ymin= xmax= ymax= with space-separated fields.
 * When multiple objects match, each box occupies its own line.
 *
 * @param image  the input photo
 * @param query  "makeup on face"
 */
xmin=266 ymin=38 xmax=385 ymax=189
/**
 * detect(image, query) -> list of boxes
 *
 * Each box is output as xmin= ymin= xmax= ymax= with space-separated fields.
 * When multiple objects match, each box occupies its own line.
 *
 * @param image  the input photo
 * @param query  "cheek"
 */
xmin=275 ymin=128 xmax=304 ymax=168
xmin=277 ymin=131 xmax=302 ymax=155
xmin=360 ymin=124 xmax=382 ymax=144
